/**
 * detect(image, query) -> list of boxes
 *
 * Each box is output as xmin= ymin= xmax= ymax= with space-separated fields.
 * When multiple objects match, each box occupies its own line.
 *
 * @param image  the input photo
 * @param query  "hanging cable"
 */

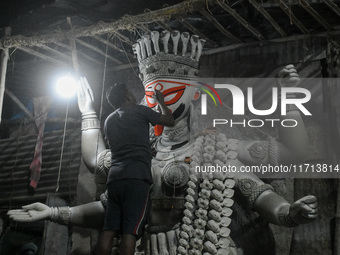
xmin=119 ymin=36 xmax=138 ymax=77
xmin=99 ymin=34 xmax=109 ymax=125
xmin=55 ymin=100 xmax=69 ymax=193
xmin=93 ymin=33 xmax=110 ymax=178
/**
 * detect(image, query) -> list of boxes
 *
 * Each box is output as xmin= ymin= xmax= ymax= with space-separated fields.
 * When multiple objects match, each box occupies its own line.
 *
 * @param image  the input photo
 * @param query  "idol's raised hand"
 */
xmin=77 ymin=77 xmax=95 ymax=115
xmin=278 ymin=64 xmax=300 ymax=87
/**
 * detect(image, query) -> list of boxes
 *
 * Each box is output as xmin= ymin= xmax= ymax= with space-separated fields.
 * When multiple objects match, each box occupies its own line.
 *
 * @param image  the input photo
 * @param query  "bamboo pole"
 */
xmin=323 ymin=0 xmax=340 ymax=18
xmin=0 ymin=27 xmax=11 ymax=124
xmin=38 ymin=44 xmax=71 ymax=62
xmin=17 ymin=46 xmax=67 ymax=66
xmin=0 ymin=0 xmax=207 ymax=49
xmin=53 ymin=41 xmax=104 ymax=66
xmin=5 ymin=89 xmax=33 ymax=118
xmin=248 ymin=0 xmax=287 ymax=37
xmin=76 ymin=38 xmax=123 ymax=64
xmin=275 ymin=0 xmax=309 ymax=34
xmin=217 ymin=1 xmax=265 ymax=41
xmin=92 ymin=35 xmax=134 ymax=58
xmin=67 ymin=17 xmax=80 ymax=74
xmin=175 ymin=15 xmax=218 ymax=47
xmin=200 ymin=9 xmax=242 ymax=43
xmin=298 ymin=0 xmax=333 ymax=31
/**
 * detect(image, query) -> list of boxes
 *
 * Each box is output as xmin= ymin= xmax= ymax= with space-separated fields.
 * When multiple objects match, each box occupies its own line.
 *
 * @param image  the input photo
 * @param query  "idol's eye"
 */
xmin=163 ymin=86 xmax=186 ymax=105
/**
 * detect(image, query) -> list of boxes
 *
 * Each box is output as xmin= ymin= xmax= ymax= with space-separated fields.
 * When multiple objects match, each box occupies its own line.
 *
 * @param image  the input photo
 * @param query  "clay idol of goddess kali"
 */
xmin=8 ymin=31 xmax=318 ymax=255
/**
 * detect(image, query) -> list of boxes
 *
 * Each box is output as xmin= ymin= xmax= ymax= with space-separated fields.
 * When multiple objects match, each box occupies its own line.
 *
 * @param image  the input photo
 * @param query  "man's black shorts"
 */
xmin=103 ymin=179 xmax=150 ymax=238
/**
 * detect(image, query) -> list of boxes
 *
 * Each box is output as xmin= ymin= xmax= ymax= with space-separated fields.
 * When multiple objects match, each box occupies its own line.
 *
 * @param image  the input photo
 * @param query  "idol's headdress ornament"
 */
xmin=133 ymin=30 xmax=205 ymax=85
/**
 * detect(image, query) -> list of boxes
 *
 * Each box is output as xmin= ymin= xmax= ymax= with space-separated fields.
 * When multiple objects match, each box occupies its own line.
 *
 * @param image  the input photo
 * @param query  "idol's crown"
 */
xmin=133 ymin=30 xmax=205 ymax=85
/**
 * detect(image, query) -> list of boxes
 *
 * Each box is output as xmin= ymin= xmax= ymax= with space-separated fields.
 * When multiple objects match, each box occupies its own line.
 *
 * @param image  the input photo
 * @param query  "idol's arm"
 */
xmin=233 ymin=170 xmax=318 ymax=227
xmin=277 ymin=64 xmax=309 ymax=163
xmin=237 ymin=65 xmax=309 ymax=165
xmin=8 ymin=201 xmax=105 ymax=229
xmin=234 ymin=65 xmax=317 ymax=227
xmin=254 ymin=190 xmax=317 ymax=227
xmin=78 ymin=77 xmax=106 ymax=173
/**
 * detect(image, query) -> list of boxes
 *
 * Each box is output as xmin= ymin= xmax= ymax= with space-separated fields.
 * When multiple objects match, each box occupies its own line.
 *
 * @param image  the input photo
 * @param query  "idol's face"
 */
xmin=144 ymin=79 xmax=197 ymax=124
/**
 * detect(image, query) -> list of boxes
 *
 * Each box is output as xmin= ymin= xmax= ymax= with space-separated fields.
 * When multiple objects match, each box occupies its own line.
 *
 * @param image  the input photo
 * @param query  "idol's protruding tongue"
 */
xmin=154 ymin=103 xmax=185 ymax=136
xmin=155 ymin=104 xmax=164 ymax=136
xmin=154 ymin=124 xmax=164 ymax=136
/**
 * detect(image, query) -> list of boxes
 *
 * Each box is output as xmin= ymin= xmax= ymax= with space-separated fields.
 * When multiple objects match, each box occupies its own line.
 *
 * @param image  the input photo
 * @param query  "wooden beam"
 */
xmin=0 ymin=27 xmax=11 ymax=124
xmin=157 ymin=20 xmax=174 ymax=33
xmin=137 ymin=24 xmax=152 ymax=34
xmin=77 ymin=51 xmax=105 ymax=66
xmin=38 ymin=44 xmax=71 ymax=62
xmin=53 ymin=41 xmax=104 ymax=66
xmin=217 ymin=1 xmax=265 ymax=41
xmin=123 ymin=13 xmax=151 ymax=34
xmin=53 ymin=41 xmax=72 ymax=51
xmin=175 ymin=15 xmax=218 ymax=47
xmin=76 ymin=38 xmax=123 ymax=64
xmin=299 ymin=0 xmax=333 ymax=31
xmin=17 ymin=46 xmax=67 ymax=66
xmin=5 ymin=89 xmax=33 ymax=118
xmin=107 ymin=62 xmax=138 ymax=72
xmin=274 ymin=0 xmax=309 ymax=34
xmin=142 ymin=9 xmax=174 ymax=33
xmin=248 ymin=0 xmax=287 ymax=37
xmin=323 ymin=0 xmax=340 ymax=18
xmin=92 ymin=35 xmax=135 ymax=59
xmin=113 ymin=32 xmax=133 ymax=46
xmin=200 ymin=9 xmax=242 ymax=43
xmin=0 ymin=0 xmax=207 ymax=49
xmin=201 ymin=30 xmax=334 ymax=55
xmin=67 ymin=17 xmax=80 ymax=73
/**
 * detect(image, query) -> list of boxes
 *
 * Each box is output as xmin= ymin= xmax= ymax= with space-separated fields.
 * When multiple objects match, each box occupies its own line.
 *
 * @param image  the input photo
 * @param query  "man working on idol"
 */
xmin=8 ymin=31 xmax=318 ymax=255
xmin=95 ymin=80 xmax=174 ymax=255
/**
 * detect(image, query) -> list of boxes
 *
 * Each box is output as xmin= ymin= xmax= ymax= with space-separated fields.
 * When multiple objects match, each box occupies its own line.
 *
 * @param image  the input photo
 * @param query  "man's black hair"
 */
xmin=106 ymin=83 xmax=128 ymax=109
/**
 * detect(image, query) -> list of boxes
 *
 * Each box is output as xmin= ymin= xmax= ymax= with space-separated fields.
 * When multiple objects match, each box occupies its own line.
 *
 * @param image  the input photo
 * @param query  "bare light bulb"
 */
xmin=56 ymin=76 xmax=78 ymax=98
